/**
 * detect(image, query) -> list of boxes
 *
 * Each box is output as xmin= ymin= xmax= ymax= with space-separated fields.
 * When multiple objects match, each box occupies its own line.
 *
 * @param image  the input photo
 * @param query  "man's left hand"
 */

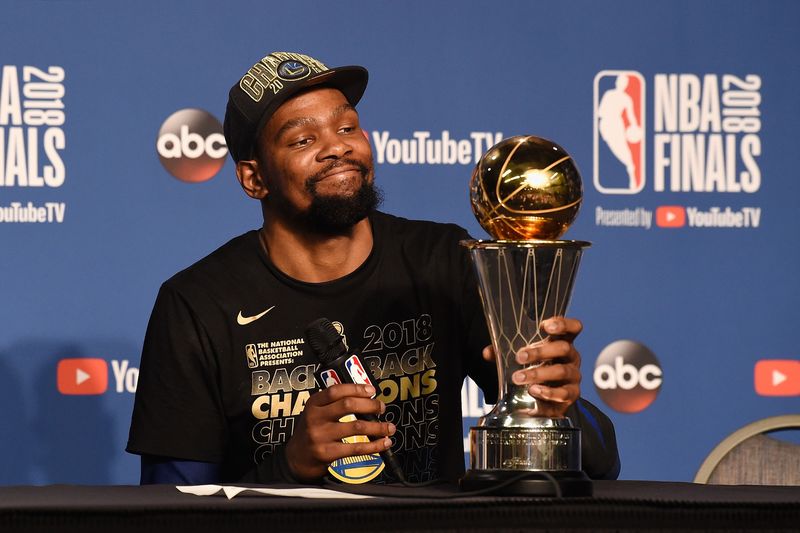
xmin=482 ymin=317 xmax=582 ymax=417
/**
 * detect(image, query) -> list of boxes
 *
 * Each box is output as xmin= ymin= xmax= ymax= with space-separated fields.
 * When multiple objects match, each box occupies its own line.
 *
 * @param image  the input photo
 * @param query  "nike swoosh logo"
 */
xmin=236 ymin=306 xmax=275 ymax=326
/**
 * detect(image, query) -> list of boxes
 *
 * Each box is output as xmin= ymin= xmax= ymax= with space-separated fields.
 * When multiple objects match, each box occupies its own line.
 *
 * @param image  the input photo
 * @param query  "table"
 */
xmin=1 ymin=480 xmax=798 ymax=532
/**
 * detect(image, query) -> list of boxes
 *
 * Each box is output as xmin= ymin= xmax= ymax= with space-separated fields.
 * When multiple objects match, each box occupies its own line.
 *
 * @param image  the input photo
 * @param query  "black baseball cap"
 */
xmin=223 ymin=51 xmax=369 ymax=162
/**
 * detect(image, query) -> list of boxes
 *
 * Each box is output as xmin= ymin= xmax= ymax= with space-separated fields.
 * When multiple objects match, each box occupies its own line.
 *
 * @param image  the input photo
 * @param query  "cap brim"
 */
xmin=302 ymin=65 xmax=369 ymax=107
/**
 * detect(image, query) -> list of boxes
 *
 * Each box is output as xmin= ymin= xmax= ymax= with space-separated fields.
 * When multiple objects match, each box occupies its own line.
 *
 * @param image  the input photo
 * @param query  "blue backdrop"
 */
xmin=1 ymin=0 xmax=797 ymax=485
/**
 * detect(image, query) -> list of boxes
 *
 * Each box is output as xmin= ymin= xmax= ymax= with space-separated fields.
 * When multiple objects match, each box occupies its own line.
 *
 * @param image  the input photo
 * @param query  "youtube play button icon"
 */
xmin=57 ymin=358 xmax=108 ymax=395
xmin=656 ymin=206 xmax=686 ymax=228
xmin=754 ymin=360 xmax=800 ymax=397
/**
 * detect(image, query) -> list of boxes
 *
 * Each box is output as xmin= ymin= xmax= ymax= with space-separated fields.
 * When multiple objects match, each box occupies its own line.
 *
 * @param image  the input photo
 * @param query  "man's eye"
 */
xmin=340 ymin=126 xmax=356 ymax=134
xmin=291 ymin=137 xmax=312 ymax=147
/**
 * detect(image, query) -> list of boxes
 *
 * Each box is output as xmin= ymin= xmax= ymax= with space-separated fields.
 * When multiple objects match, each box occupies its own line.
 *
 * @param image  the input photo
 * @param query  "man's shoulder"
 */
xmin=372 ymin=210 xmax=471 ymax=244
xmin=163 ymin=230 xmax=261 ymax=291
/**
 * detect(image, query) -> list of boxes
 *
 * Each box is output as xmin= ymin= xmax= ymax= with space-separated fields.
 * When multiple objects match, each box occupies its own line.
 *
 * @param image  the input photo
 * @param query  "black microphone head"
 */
xmin=304 ymin=318 xmax=346 ymax=364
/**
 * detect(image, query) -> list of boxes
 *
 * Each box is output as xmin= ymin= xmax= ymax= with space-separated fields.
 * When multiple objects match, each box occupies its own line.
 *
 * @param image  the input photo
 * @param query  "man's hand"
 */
xmin=482 ymin=317 xmax=582 ymax=417
xmin=285 ymin=383 xmax=395 ymax=482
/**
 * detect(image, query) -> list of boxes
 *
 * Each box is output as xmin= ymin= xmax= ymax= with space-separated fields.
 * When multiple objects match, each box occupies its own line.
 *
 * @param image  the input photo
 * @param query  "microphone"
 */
xmin=304 ymin=318 xmax=406 ymax=482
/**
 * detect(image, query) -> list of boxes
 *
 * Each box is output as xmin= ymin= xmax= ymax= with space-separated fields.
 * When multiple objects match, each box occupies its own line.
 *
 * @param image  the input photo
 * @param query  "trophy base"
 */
xmin=469 ymin=425 xmax=582 ymax=471
xmin=459 ymin=468 xmax=592 ymax=497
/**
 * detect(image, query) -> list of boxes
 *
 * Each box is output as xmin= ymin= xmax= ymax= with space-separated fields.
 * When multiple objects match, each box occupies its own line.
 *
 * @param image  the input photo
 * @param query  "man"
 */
xmin=127 ymin=51 xmax=620 ymax=485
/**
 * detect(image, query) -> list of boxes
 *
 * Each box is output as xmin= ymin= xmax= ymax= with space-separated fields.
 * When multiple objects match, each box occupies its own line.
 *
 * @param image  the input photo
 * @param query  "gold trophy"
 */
xmin=460 ymin=135 xmax=592 ymax=496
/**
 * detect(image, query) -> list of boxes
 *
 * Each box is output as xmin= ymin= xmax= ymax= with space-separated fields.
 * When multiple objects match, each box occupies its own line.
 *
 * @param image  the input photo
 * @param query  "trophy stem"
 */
xmin=466 ymin=240 xmax=589 ymax=426
xmin=460 ymin=240 xmax=592 ymax=496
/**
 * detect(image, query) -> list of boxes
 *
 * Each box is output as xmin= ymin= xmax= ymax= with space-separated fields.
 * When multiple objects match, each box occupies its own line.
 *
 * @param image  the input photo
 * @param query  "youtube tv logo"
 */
xmin=755 ymin=360 xmax=800 ymax=397
xmin=57 ymin=358 xmax=108 ymax=395
xmin=656 ymin=206 xmax=685 ymax=227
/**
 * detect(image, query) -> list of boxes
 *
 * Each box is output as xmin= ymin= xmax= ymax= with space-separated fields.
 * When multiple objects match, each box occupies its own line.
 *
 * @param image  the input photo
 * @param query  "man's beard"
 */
xmin=272 ymin=158 xmax=383 ymax=235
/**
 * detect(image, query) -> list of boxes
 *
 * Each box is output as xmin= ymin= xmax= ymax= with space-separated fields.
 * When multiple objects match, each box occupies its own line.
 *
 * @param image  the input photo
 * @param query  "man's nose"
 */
xmin=317 ymin=131 xmax=353 ymax=160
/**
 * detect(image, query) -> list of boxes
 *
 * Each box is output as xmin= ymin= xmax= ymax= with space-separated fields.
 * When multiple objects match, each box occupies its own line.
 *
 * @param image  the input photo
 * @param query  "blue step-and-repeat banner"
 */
xmin=1 ymin=0 xmax=798 ymax=485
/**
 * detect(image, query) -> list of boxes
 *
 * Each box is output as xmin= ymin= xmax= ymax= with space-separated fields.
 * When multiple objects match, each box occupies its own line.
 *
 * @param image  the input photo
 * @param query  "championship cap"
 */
xmin=223 ymin=51 xmax=369 ymax=162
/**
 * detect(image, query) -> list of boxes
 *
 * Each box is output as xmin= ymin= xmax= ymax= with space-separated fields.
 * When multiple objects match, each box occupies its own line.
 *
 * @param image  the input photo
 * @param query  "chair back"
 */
xmin=694 ymin=415 xmax=800 ymax=485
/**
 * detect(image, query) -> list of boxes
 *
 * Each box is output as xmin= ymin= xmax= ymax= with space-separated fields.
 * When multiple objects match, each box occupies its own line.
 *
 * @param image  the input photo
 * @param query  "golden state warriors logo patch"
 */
xmin=277 ymin=60 xmax=310 ymax=81
xmin=327 ymin=414 xmax=385 ymax=484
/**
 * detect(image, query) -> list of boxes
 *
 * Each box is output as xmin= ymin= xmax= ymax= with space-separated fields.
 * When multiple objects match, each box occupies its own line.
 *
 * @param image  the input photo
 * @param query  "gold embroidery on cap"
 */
xmin=239 ymin=52 xmax=328 ymax=103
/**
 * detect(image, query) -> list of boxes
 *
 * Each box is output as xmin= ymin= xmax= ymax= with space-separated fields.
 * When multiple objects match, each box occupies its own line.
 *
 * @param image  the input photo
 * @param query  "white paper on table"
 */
xmin=177 ymin=484 xmax=375 ymax=500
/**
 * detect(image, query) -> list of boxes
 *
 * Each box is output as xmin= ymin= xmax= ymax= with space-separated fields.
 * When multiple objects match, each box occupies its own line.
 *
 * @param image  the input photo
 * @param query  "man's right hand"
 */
xmin=284 ymin=383 xmax=396 ymax=482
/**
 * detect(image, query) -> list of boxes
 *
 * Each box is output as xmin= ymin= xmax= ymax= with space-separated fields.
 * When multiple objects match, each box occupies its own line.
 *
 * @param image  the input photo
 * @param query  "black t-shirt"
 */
xmin=127 ymin=211 xmax=619 ymax=483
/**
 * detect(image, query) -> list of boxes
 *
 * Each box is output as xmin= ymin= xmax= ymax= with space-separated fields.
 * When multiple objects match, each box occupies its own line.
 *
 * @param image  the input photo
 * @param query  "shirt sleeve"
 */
xmin=140 ymin=455 xmax=221 ymax=485
xmin=567 ymin=398 xmax=621 ymax=480
xmin=456 ymin=228 xmax=499 ymax=403
xmin=140 ymin=450 xmax=301 ymax=485
xmin=127 ymin=283 xmax=228 ymax=463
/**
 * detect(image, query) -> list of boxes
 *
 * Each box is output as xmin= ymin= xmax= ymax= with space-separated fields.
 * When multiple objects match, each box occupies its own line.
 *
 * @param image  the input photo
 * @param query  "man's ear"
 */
xmin=236 ymin=160 xmax=269 ymax=199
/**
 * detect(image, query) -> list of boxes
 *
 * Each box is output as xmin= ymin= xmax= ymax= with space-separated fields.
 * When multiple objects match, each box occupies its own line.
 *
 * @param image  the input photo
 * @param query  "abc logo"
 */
xmin=593 ymin=340 xmax=662 ymax=413
xmin=156 ymin=108 xmax=227 ymax=183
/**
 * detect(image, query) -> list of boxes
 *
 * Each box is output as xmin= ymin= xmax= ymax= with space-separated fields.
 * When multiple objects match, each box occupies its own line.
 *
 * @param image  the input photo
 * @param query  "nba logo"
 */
xmin=320 ymin=369 xmax=342 ymax=388
xmin=593 ymin=70 xmax=646 ymax=194
xmin=345 ymin=356 xmax=371 ymax=388
xmin=245 ymin=344 xmax=257 ymax=369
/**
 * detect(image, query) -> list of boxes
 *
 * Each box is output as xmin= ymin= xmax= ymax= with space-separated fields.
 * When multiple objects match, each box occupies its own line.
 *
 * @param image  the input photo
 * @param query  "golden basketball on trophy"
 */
xmin=469 ymin=135 xmax=583 ymax=240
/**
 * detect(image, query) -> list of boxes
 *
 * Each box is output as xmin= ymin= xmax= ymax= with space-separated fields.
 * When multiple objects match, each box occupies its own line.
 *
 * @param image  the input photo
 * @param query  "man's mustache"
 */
xmin=306 ymin=159 xmax=372 ymax=189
